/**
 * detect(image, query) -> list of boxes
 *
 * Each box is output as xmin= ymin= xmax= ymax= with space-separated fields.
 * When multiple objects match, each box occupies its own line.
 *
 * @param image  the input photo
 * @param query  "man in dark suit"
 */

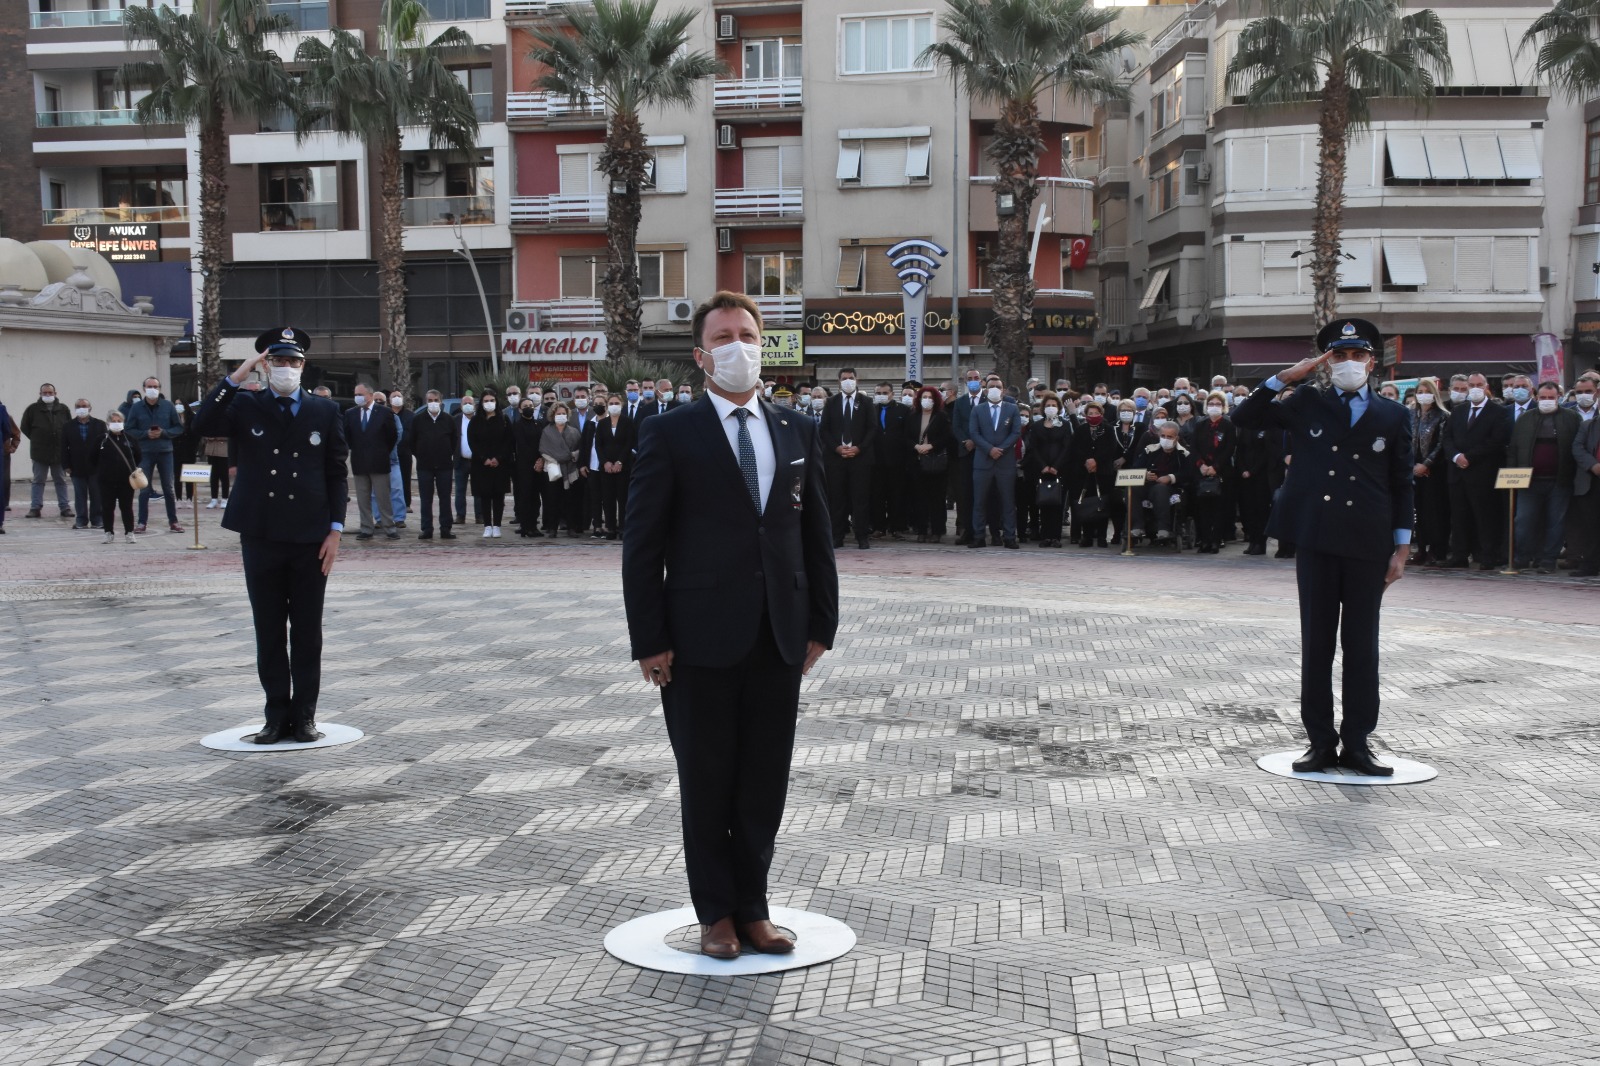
xmin=1233 ymin=318 xmax=1413 ymax=776
xmin=344 ymin=384 xmax=400 ymax=541
xmin=623 ymin=291 xmax=838 ymax=960
xmin=950 ymin=369 xmax=985 ymax=544
xmin=60 ymin=398 xmax=106 ymax=530
xmin=1440 ymin=371 xmax=1512 ymax=569
xmin=192 ymin=327 xmax=349 ymax=744
xmin=410 ymin=389 xmax=457 ymax=540
xmin=968 ymin=381 xmax=1021 ymax=549
xmin=869 ymin=381 xmax=910 ymax=538
xmin=818 ymin=367 xmax=875 ymax=548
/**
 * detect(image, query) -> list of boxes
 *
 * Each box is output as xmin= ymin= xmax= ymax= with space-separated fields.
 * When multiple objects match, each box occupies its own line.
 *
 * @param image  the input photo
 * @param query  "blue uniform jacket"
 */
xmin=1233 ymin=382 xmax=1413 ymax=562
xmin=969 ymin=399 xmax=1021 ymax=470
xmin=192 ymin=379 xmax=349 ymax=543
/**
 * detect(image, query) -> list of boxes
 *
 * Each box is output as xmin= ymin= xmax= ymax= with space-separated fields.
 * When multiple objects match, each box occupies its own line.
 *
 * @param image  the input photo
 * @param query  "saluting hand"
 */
xmin=1278 ymin=352 xmax=1329 ymax=385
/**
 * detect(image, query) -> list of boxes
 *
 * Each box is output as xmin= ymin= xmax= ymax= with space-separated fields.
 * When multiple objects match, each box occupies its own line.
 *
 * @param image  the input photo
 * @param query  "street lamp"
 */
xmin=453 ymin=221 xmax=498 ymax=376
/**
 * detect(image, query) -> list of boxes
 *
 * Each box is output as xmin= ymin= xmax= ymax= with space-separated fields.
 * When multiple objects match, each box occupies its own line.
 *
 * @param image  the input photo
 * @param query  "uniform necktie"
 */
xmin=362 ymin=407 xmax=369 ymax=429
xmin=1340 ymin=391 xmax=1355 ymax=425
xmin=1469 ymin=405 xmax=1480 ymax=426
xmin=734 ymin=409 xmax=761 ymax=512
xmin=278 ymin=395 xmax=295 ymax=422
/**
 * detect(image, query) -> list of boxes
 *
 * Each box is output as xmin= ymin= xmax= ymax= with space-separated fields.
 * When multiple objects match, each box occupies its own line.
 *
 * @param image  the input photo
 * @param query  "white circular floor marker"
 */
xmin=1256 ymin=750 xmax=1437 ymax=786
xmin=604 ymin=906 xmax=855 ymax=975
xmin=200 ymin=723 xmax=364 ymax=753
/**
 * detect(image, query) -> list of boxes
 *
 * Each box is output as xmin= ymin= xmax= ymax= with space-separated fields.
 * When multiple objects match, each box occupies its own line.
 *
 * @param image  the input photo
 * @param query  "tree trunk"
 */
xmin=376 ymin=130 xmax=410 ymax=391
xmin=988 ymin=98 xmax=1042 ymax=389
xmin=599 ymin=109 xmax=649 ymax=366
xmin=1310 ymin=62 xmax=1351 ymax=331
xmin=195 ymin=101 xmax=227 ymax=386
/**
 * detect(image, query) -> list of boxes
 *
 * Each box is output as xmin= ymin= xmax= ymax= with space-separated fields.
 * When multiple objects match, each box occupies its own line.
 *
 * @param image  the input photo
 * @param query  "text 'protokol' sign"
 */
xmin=68 ymin=223 xmax=161 ymax=264
xmin=501 ymin=331 xmax=607 ymax=361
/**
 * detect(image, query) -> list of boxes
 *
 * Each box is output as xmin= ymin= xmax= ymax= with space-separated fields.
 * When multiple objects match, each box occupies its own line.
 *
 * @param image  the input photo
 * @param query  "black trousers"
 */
xmin=1570 ymin=490 xmax=1600 ymax=571
xmin=826 ymin=455 xmax=871 ymax=543
xmin=914 ymin=468 xmax=947 ymax=536
xmin=100 ymin=479 xmax=134 ymax=533
xmin=871 ymin=460 xmax=908 ymax=533
xmin=397 ymin=450 xmax=413 ymax=508
xmin=240 ymin=535 xmax=328 ymax=727
xmin=1414 ymin=474 xmax=1450 ymax=559
xmin=661 ymin=614 xmax=801 ymax=925
xmin=1448 ymin=473 xmax=1501 ymax=564
xmin=417 ymin=465 xmax=452 ymax=534
xmin=1238 ymin=474 xmax=1272 ymax=544
xmin=1295 ymin=548 xmax=1387 ymax=747
xmin=513 ymin=467 xmax=541 ymax=532
xmin=954 ymin=451 xmax=975 ymax=536
xmin=600 ymin=470 xmax=628 ymax=532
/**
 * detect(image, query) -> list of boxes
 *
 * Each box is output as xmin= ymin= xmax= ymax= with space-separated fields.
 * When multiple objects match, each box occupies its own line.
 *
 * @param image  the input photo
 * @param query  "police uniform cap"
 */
xmin=1315 ymin=317 xmax=1381 ymax=354
xmin=254 ymin=326 xmax=311 ymax=359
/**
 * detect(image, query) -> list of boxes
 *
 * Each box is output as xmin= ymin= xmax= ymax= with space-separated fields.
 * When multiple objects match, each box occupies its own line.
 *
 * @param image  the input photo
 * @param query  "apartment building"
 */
xmin=507 ymin=0 xmax=1098 ymax=388
xmin=1086 ymin=0 xmax=1584 ymax=390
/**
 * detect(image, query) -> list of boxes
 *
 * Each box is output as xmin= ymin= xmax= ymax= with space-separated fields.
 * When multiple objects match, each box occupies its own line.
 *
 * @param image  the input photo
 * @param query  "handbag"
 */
xmin=1037 ymin=476 xmax=1063 ymax=507
xmin=1075 ymin=485 xmax=1107 ymax=519
xmin=111 ymin=439 xmax=148 ymax=490
xmin=1196 ymin=475 xmax=1223 ymax=498
xmin=916 ymin=427 xmax=948 ymax=473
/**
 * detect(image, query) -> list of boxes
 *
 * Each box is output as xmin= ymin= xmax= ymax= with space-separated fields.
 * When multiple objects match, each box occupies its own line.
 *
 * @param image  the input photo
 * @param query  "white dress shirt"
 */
xmin=707 ymin=391 xmax=776 ymax=513
xmin=458 ymin=414 xmax=472 ymax=459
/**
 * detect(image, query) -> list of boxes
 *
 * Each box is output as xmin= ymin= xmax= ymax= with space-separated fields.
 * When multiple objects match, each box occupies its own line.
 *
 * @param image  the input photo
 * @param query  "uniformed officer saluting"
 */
xmin=1233 ymin=318 xmax=1414 ymax=777
xmin=192 ymin=327 xmax=350 ymax=744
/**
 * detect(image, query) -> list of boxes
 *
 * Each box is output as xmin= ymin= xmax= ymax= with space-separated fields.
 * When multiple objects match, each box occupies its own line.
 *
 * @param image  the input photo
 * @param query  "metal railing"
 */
xmin=969 ymin=287 xmax=1094 ymax=300
xmin=713 ymin=77 xmax=803 ymax=110
xmin=30 ymin=8 xmax=125 ymax=28
xmin=43 ymin=205 xmax=189 ymax=225
xmin=259 ymin=201 xmax=338 ymax=231
xmin=520 ymin=300 xmax=604 ymax=326
xmin=505 ymin=0 xmax=570 ymax=14
xmin=969 ymin=174 xmax=1096 ymax=191
xmin=505 ymin=91 xmax=605 ymax=123
xmin=264 ymin=0 xmax=329 ymax=31
xmin=1149 ymin=2 xmax=1212 ymax=60
xmin=508 ymin=194 xmax=606 ymax=224
xmin=403 ymin=195 xmax=494 ymax=227
xmin=420 ymin=0 xmax=489 ymax=18
xmin=752 ymin=294 xmax=804 ymax=323
xmin=36 ymin=108 xmax=139 ymax=128
xmin=713 ymin=187 xmax=803 ymax=219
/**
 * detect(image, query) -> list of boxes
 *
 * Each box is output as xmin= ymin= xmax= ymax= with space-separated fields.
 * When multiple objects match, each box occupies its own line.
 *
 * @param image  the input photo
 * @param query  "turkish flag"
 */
xmin=1068 ymin=237 xmax=1090 ymax=272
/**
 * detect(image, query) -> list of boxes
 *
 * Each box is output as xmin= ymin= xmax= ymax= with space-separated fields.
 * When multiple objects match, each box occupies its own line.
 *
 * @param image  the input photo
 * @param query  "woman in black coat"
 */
xmin=1070 ymin=401 xmax=1121 ymax=547
xmin=466 ymin=389 xmax=513 ymax=535
xmin=1410 ymin=378 xmax=1450 ymax=565
xmin=97 ymin=411 xmax=142 ymax=542
xmin=1188 ymin=391 xmax=1238 ymax=553
xmin=594 ymin=398 xmax=635 ymax=539
xmin=908 ymin=385 xmax=952 ymax=542
xmin=1025 ymin=392 xmax=1072 ymax=547
xmin=509 ymin=398 xmax=545 ymax=537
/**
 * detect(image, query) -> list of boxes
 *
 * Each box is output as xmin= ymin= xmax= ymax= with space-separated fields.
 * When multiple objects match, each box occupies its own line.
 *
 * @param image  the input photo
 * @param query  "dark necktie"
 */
xmin=361 ymin=407 xmax=369 ymax=429
xmin=1469 ymin=406 xmax=1480 ymax=426
xmin=278 ymin=395 xmax=295 ymax=423
xmin=734 ymin=409 xmax=761 ymax=512
xmin=1340 ymin=391 xmax=1354 ymax=425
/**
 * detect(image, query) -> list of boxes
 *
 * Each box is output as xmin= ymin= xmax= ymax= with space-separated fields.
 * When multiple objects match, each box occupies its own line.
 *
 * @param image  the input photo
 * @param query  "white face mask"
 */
xmin=1206 ymin=405 xmax=1224 ymax=418
xmin=608 ymin=404 xmax=622 ymax=415
xmin=41 ymin=394 xmax=56 ymax=403
xmin=461 ymin=403 xmax=474 ymax=416
xmin=482 ymin=400 xmax=496 ymax=412
xmin=679 ymin=392 xmax=692 ymax=403
xmin=389 ymin=395 xmax=403 ymax=407
xmin=1416 ymin=393 xmax=1434 ymax=406
xmin=921 ymin=397 xmax=935 ymax=410
xmin=427 ymin=401 xmax=441 ymax=415
xmin=872 ymin=394 xmax=889 ymax=406
xmin=702 ymin=340 xmax=763 ymax=394
xmin=986 ymin=387 xmax=1002 ymax=403
xmin=1538 ymin=398 xmax=1559 ymax=414
xmin=1467 ymin=387 xmax=1486 ymax=404
xmin=1159 ymin=437 xmax=1176 ymax=451
xmin=506 ymin=393 xmax=520 ymax=404
xmin=1449 ymin=390 xmax=1467 ymax=404
xmin=354 ymin=394 xmax=369 ymax=407
xmin=74 ymin=407 xmax=89 ymax=419
xmin=839 ymin=378 xmax=857 ymax=394
xmin=1119 ymin=410 xmax=1135 ymax=423
xmin=899 ymin=395 xmax=914 ymax=406
xmin=575 ymin=398 xmax=589 ymax=410
xmin=554 ymin=414 xmax=568 ymax=426
xmin=1578 ymin=393 xmax=1597 ymax=408
xmin=107 ymin=422 xmax=124 ymax=433
xmin=1176 ymin=404 xmax=1191 ymax=415
xmin=798 ymin=395 xmax=812 ymax=407
xmin=763 ymin=386 xmax=773 ymax=397
xmin=1329 ymin=360 xmax=1369 ymax=392
xmin=269 ymin=366 xmax=302 ymax=394
xmin=1044 ymin=406 xmax=1059 ymax=419
xmin=144 ymin=388 xmax=160 ymax=401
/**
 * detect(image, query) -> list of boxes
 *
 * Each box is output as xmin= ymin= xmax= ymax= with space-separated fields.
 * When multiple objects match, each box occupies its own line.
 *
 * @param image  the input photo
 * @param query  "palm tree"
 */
xmin=295 ymin=0 xmax=480 ymax=391
xmin=121 ymin=0 xmax=294 ymax=385
xmin=527 ymin=0 xmax=722 ymax=365
xmin=923 ymin=0 xmax=1138 ymax=388
xmin=1228 ymin=0 xmax=1450 ymax=329
xmin=1521 ymin=0 xmax=1600 ymax=98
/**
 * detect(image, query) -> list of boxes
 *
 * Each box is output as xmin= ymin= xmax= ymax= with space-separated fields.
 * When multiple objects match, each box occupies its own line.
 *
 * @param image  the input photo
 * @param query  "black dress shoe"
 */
xmin=291 ymin=721 xmax=325 ymax=744
xmin=417 ymin=532 xmax=433 ymax=540
xmin=967 ymin=539 xmax=984 ymax=549
xmin=954 ymin=532 xmax=971 ymax=546
xmin=1338 ymin=743 xmax=1394 ymax=776
xmin=1275 ymin=547 xmax=1296 ymax=559
xmin=833 ymin=538 xmax=845 ymax=549
xmin=253 ymin=723 xmax=286 ymax=745
xmin=355 ymin=532 xmax=374 ymax=541
xmin=1243 ymin=542 xmax=1266 ymax=556
xmin=440 ymin=532 xmax=457 ymax=540
xmin=1003 ymin=538 xmax=1019 ymax=549
xmin=857 ymin=540 xmax=870 ymax=549
xmin=1291 ymin=743 xmax=1339 ymax=773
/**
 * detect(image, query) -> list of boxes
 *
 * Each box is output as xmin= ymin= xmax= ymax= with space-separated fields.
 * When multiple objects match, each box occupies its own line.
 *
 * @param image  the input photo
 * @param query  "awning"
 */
xmin=1422 ymin=132 xmax=1468 ymax=179
xmin=1499 ymin=131 xmax=1540 ymax=180
xmin=1138 ymin=266 xmax=1171 ymax=309
xmin=1460 ymin=133 xmax=1507 ymax=179
xmin=1383 ymin=238 xmax=1428 ymax=286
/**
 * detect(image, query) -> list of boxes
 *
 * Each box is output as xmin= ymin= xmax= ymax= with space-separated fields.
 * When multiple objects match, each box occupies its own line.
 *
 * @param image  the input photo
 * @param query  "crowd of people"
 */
xmin=3 ymin=364 xmax=1597 ymax=576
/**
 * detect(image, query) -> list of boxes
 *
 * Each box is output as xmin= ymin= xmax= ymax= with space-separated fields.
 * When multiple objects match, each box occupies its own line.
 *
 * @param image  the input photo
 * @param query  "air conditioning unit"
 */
xmin=716 ymin=14 xmax=737 ymax=41
xmin=506 ymin=308 xmax=531 ymax=332
xmin=717 ymin=124 xmax=738 ymax=150
xmin=1195 ymin=161 xmax=1212 ymax=183
xmin=414 ymin=154 xmax=434 ymax=173
xmin=667 ymin=298 xmax=695 ymax=322
xmin=717 ymin=227 xmax=733 ymax=252
xmin=1539 ymin=266 xmax=1558 ymax=287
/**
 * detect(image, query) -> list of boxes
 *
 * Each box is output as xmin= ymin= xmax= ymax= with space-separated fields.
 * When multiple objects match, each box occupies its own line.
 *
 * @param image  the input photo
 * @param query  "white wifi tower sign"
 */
xmin=885 ymin=238 xmax=947 ymax=384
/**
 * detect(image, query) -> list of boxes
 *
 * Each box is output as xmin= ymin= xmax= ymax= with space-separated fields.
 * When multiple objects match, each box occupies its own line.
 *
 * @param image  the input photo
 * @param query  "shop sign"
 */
xmin=68 ymin=223 xmax=160 ymax=264
xmin=761 ymin=329 xmax=805 ymax=366
xmin=803 ymin=303 xmax=1095 ymax=339
xmin=501 ymin=331 xmax=607 ymax=360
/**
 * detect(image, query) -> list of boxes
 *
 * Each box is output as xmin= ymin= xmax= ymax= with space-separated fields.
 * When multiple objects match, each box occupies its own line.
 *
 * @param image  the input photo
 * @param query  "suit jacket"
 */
xmin=1188 ymin=416 xmax=1238 ymax=479
xmin=1440 ymin=402 xmax=1511 ymax=481
xmin=623 ymin=396 xmax=839 ymax=669
xmin=970 ymin=400 xmax=1021 ymax=470
xmin=192 ymin=380 xmax=349 ymax=543
xmin=1574 ymin=416 xmax=1600 ymax=497
xmin=595 ymin=415 xmax=637 ymax=469
xmin=409 ymin=410 xmax=458 ymax=469
xmin=1233 ymin=383 xmax=1413 ymax=562
xmin=60 ymin=417 xmax=107 ymax=476
xmin=872 ymin=401 xmax=911 ymax=467
xmin=1507 ymin=406 xmax=1581 ymax=486
xmin=635 ymin=399 xmax=671 ymax=425
xmin=951 ymin=393 xmax=983 ymax=446
xmin=819 ymin=392 xmax=877 ymax=460
xmin=343 ymin=404 xmax=398 ymax=475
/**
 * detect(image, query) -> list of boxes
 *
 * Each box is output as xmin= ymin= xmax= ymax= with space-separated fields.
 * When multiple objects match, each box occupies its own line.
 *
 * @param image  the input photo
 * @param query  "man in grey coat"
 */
xmin=121 ymin=376 xmax=185 ymax=532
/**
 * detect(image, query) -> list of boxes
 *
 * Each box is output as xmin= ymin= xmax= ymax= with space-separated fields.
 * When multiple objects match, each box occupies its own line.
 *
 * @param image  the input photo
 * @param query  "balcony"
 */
xmin=508 ymin=194 xmax=606 ymax=226
xmin=1097 ymin=165 xmax=1128 ymax=191
xmin=403 ymin=195 xmax=494 ymax=227
xmin=970 ymin=287 xmax=1094 ymax=301
xmin=506 ymin=91 xmax=605 ymax=127
xmin=968 ymin=176 xmax=1093 ymax=236
xmin=259 ymin=201 xmax=338 ymax=231
xmin=1065 ymin=154 xmax=1103 ymax=182
xmin=752 ymin=294 xmax=803 ymax=324
xmin=516 ymin=300 xmax=605 ymax=327
xmin=30 ymin=7 xmax=125 ymax=28
xmin=713 ymin=77 xmax=802 ymax=113
xmin=264 ymin=0 xmax=329 ymax=30
xmin=505 ymin=0 xmax=571 ymax=16
xmin=36 ymin=108 xmax=138 ymax=129
xmin=44 ymin=205 xmax=189 ymax=226
xmin=420 ymin=0 xmax=490 ymax=17
xmin=713 ymin=187 xmax=802 ymax=221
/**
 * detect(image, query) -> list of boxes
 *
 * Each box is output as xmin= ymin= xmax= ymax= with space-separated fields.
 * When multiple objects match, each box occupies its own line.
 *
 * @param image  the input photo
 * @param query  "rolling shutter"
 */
xmin=1492 ymin=236 xmax=1530 ymax=292
xmin=560 ymin=255 xmax=594 ymax=299
xmin=1454 ymin=236 xmax=1494 ymax=291
xmin=779 ymin=143 xmax=803 ymax=188
xmin=1262 ymin=241 xmax=1300 ymax=295
xmin=1227 ymin=241 xmax=1263 ymax=296
xmin=1265 ymin=134 xmax=1302 ymax=190
xmin=1229 ymin=137 xmax=1266 ymax=192
xmin=663 ymin=250 xmax=686 ymax=298
xmin=559 ymin=151 xmax=599 ymax=196
xmin=1421 ymin=237 xmax=1455 ymax=291
xmin=1466 ymin=21 xmax=1515 ymax=86
xmin=651 ymin=146 xmax=686 ymax=193
xmin=905 ymin=137 xmax=931 ymax=180
xmin=743 ymin=146 xmax=779 ymax=189
xmin=836 ymin=141 xmax=862 ymax=181
xmin=864 ymin=244 xmax=901 ymax=292
xmin=1383 ymin=238 xmax=1426 ymax=286
xmin=862 ymin=139 xmax=906 ymax=187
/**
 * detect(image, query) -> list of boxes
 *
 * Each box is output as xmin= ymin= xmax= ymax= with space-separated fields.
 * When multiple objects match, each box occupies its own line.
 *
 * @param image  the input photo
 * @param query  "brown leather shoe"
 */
xmin=699 ymin=917 xmax=740 ymax=959
xmin=738 ymin=919 xmax=796 ymax=954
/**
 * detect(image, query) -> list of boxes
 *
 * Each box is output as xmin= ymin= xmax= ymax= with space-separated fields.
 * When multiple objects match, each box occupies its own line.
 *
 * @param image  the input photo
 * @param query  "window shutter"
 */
xmin=1337 ymin=238 xmax=1373 ymax=289
xmin=1421 ymin=237 xmax=1455 ymax=290
xmin=1382 ymin=238 xmax=1427 ymax=286
xmin=1454 ymin=236 xmax=1493 ymax=291
xmin=744 ymin=146 xmax=779 ymax=189
xmin=1579 ymin=234 xmax=1600 ymax=301
xmin=836 ymin=141 xmax=862 ymax=181
xmin=864 ymin=245 xmax=900 ymax=292
xmin=836 ymin=245 xmax=865 ymax=289
xmin=1227 ymin=241 xmax=1263 ymax=296
xmin=1423 ymin=133 xmax=1468 ymax=180
xmin=560 ymin=255 xmax=593 ymax=299
xmin=559 ymin=152 xmax=598 ymax=196
xmin=779 ymin=143 xmax=803 ymax=188
xmin=1265 ymin=135 xmax=1300 ymax=190
xmin=652 ymin=146 xmax=686 ymax=192
xmin=664 ymin=250 xmax=686 ymax=298
xmin=1101 ymin=274 xmax=1128 ymax=326
xmin=1138 ymin=267 xmax=1170 ymax=309
xmin=861 ymin=139 xmax=906 ymax=187
xmin=1498 ymin=132 xmax=1540 ymax=179
xmin=905 ymin=137 xmax=931 ymax=180
xmin=1386 ymin=133 xmax=1430 ymax=180
xmin=1492 ymin=236 xmax=1530 ymax=292
xmin=1466 ymin=21 xmax=1515 ymax=86
xmin=1229 ymin=137 xmax=1265 ymax=192
xmin=1460 ymin=134 xmax=1506 ymax=180
xmin=1262 ymin=241 xmax=1300 ymax=295
xmin=1343 ymin=133 xmax=1376 ymax=190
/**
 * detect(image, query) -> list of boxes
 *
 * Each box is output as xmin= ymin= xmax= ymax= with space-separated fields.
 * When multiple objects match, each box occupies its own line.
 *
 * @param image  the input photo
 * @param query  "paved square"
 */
xmin=1 ymin=518 xmax=1598 ymax=1064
